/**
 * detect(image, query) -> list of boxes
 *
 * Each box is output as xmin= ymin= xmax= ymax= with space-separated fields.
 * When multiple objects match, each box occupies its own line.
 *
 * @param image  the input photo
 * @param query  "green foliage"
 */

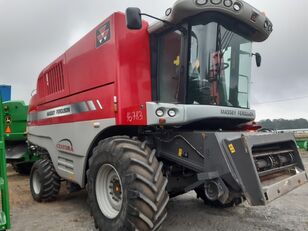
xmin=258 ymin=118 xmax=308 ymax=130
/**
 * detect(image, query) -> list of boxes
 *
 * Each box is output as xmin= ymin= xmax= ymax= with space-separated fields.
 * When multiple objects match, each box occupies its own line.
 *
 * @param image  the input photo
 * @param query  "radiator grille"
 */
xmin=38 ymin=62 xmax=64 ymax=96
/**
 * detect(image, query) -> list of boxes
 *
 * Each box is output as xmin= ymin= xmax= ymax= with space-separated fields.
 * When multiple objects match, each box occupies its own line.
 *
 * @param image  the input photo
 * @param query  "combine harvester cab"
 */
xmin=27 ymin=0 xmax=307 ymax=230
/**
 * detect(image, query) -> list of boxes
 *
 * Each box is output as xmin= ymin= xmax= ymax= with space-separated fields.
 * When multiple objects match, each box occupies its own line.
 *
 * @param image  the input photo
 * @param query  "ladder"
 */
xmin=0 ymin=96 xmax=11 ymax=230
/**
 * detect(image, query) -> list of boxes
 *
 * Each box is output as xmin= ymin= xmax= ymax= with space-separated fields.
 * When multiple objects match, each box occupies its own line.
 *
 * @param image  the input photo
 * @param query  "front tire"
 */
xmin=30 ymin=159 xmax=61 ymax=202
xmin=87 ymin=136 xmax=169 ymax=231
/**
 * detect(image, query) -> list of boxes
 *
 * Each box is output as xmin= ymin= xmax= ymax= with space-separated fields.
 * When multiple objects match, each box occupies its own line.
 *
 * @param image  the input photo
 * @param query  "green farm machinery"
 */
xmin=0 ymin=96 xmax=11 ymax=230
xmin=2 ymin=101 xmax=38 ymax=174
xmin=295 ymin=133 xmax=308 ymax=151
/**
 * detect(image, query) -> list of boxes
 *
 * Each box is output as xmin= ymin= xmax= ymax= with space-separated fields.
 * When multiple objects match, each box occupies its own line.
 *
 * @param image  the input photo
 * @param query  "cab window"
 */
xmin=157 ymin=30 xmax=184 ymax=103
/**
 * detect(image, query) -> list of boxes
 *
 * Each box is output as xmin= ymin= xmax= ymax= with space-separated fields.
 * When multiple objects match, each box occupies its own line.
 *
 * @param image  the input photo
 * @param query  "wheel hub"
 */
xmin=95 ymin=164 xmax=123 ymax=219
xmin=32 ymin=169 xmax=41 ymax=195
xmin=111 ymin=179 xmax=122 ymax=199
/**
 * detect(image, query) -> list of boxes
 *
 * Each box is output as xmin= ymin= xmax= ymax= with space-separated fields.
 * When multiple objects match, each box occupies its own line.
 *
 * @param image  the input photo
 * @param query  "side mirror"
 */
xmin=255 ymin=52 xmax=262 ymax=67
xmin=126 ymin=7 xmax=142 ymax=30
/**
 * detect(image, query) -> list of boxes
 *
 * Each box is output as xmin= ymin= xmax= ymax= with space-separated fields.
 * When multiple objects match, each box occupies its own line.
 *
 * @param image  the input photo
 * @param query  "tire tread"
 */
xmin=87 ymin=136 xmax=169 ymax=231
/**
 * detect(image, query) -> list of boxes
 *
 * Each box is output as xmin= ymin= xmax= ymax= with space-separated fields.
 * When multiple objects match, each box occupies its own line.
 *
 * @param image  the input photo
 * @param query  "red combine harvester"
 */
xmin=28 ymin=0 xmax=307 ymax=230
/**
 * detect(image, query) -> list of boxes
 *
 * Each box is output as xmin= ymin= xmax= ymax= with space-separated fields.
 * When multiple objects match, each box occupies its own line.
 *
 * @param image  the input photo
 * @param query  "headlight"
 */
xmin=168 ymin=109 xmax=176 ymax=117
xmin=211 ymin=0 xmax=222 ymax=5
xmin=233 ymin=2 xmax=242 ymax=11
xmin=264 ymin=20 xmax=273 ymax=32
xmin=223 ymin=0 xmax=232 ymax=7
xmin=155 ymin=108 xmax=164 ymax=117
xmin=196 ymin=0 xmax=208 ymax=5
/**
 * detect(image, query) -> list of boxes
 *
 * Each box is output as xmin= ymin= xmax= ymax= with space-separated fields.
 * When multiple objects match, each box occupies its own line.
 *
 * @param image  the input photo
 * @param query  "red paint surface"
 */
xmin=29 ymin=84 xmax=115 ymax=126
xmin=29 ymin=12 xmax=152 ymax=127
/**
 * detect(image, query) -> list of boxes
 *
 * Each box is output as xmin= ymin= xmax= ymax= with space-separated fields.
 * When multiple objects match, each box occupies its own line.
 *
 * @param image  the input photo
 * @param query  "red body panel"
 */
xmin=29 ymin=12 xmax=152 ymax=126
xmin=29 ymin=84 xmax=115 ymax=126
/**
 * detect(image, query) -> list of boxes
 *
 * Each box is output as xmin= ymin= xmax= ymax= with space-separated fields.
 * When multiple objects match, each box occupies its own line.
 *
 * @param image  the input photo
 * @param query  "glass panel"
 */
xmin=157 ymin=30 xmax=184 ymax=103
xmin=187 ymin=22 xmax=252 ymax=109
xmin=238 ymin=42 xmax=252 ymax=108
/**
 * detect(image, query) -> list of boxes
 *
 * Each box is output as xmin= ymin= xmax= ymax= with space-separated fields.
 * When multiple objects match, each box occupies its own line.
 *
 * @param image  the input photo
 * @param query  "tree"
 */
xmin=258 ymin=118 xmax=308 ymax=130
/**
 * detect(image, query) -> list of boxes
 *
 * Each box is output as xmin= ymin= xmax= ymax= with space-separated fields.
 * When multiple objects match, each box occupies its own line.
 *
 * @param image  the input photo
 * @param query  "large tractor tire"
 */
xmin=30 ymin=159 xmax=61 ymax=202
xmin=87 ymin=136 xmax=169 ymax=231
xmin=11 ymin=162 xmax=33 ymax=175
xmin=195 ymin=187 xmax=242 ymax=208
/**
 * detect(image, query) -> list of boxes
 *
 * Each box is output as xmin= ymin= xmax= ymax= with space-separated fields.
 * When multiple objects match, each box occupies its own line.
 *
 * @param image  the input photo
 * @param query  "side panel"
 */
xmin=29 ymin=84 xmax=115 ymax=126
xmin=115 ymin=14 xmax=152 ymax=125
xmin=28 ymin=118 xmax=115 ymax=186
xmin=65 ymin=15 xmax=117 ymax=95
xmin=28 ymin=84 xmax=116 ymax=186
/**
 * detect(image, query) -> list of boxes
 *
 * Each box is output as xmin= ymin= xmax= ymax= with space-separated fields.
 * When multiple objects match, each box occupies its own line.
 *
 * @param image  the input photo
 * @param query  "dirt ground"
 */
xmin=8 ymin=153 xmax=308 ymax=231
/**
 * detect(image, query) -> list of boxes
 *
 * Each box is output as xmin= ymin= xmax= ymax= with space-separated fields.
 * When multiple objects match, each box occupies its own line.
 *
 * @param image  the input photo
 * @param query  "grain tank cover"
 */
xmin=149 ymin=0 xmax=273 ymax=42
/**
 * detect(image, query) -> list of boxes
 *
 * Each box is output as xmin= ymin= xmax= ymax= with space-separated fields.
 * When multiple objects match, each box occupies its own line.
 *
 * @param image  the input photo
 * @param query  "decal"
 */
xmin=96 ymin=21 xmax=110 ymax=48
xmin=178 ymin=148 xmax=183 ymax=157
xmin=177 ymin=148 xmax=188 ymax=158
xmin=220 ymin=109 xmax=255 ymax=118
xmin=221 ymin=109 xmax=236 ymax=116
xmin=56 ymin=139 xmax=74 ymax=153
xmin=228 ymin=144 xmax=236 ymax=154
xmin=5 ymin=115 xmax=11 ymax=124
xmin=28 ymin=100 xmax=99 ymax=122
xmin=87 ymin=100 xmax=96 ymax=111
xmin=96 ymin=100 xmax=103 ymax=109
xmin=126 ymin=110 xmax=144 ymax=122
xmin=237 ymin=110 xmax=255 ymax=117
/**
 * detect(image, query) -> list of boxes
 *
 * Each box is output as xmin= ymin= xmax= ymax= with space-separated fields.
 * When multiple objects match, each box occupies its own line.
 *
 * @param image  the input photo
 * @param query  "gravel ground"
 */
xmin=8 ymin=153 xmax=308 ymax=231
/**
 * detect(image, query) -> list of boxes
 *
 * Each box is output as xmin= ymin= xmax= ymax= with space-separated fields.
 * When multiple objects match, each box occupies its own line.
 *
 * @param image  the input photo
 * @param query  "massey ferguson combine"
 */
xmin=27 ymin=0 xmax=307 ymax=230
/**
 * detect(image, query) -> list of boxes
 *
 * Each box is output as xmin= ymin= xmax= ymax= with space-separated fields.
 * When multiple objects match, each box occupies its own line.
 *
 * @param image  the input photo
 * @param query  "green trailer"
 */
xmin=0 ymin=96 xmax=11 ymax=230
xmin=2 ymin=101 xmax=38 ymax=174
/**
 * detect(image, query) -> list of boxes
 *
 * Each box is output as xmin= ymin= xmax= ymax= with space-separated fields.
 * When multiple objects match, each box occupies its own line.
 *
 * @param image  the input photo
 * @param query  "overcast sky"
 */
xmin=0 ymin=0 xmax=307 ymax=120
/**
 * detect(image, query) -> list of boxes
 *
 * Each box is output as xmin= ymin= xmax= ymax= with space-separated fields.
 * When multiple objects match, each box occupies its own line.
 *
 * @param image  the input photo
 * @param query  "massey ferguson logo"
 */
xmin=96 ymin=21 xmax=110 ymax=48
xmin=56 ymin=139 xmax=74 ymax=153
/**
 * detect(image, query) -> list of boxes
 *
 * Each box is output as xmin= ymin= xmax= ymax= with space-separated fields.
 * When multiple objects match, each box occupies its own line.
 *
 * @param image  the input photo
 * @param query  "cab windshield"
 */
xmin=157 ymin=19 xmax=252 ymax=109
xmin=188 ymin=22 xmax=252 ymax=108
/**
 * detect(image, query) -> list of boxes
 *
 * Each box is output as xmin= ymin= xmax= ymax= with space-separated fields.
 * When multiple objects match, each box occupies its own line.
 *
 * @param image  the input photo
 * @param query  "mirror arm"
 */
xmin=140 ymin=13 xmax=187 ymax=34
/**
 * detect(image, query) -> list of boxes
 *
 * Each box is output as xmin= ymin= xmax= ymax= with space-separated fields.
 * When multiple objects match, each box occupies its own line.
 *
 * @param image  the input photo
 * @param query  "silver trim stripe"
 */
xmin=29 ymin=101 xmax=97 ymax=122
xmin=87 ymin=100 xmax=96 ymax=111
xmin=96 ymin=100 xmax=103 ymax=109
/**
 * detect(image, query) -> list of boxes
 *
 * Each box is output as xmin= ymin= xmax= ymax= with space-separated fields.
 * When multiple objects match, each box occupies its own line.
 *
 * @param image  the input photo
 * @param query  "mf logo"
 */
xmin=96 ymin=21 xmax=110 ymax=48
xmin=56 ymin=139 xmax=74 ymax=153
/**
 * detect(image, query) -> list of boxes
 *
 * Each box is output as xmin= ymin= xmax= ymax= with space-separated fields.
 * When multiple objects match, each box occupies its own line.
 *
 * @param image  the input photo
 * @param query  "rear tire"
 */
xmin=195 ymin=187 xmax=242 ymax=208
xmin=30 ymin=159 xmax=61 ymax=202
xmin=87 ymin=136 xmax=169 ymax=231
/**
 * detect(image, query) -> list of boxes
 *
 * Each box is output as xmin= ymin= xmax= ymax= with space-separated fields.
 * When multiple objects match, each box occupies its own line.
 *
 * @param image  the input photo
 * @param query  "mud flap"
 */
xmin=222 ymin=133 xmax=307 ymax=205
